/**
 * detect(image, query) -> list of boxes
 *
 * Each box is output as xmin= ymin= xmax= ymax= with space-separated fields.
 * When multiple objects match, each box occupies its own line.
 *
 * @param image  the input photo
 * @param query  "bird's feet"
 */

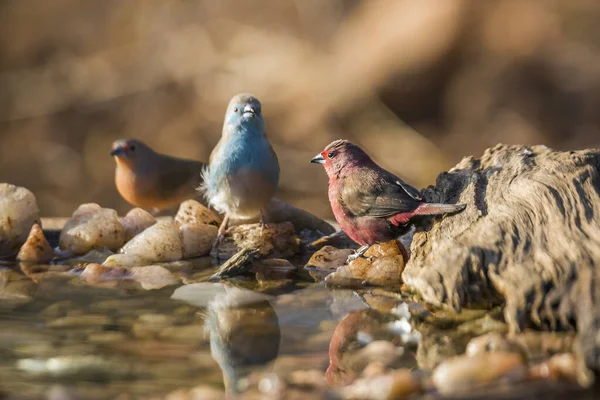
xmin=259 ymin=211 xmax=269 ymax=236
xmin=346 ymin=245 xmax=373 ymax=263
xmin=211 ymin=214 xmax=230 ymax=256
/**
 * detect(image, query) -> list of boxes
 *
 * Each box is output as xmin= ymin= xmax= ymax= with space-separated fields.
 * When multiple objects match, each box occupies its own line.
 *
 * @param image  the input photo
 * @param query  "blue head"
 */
xmin=223 ymin=93 xmax=265 ymax=137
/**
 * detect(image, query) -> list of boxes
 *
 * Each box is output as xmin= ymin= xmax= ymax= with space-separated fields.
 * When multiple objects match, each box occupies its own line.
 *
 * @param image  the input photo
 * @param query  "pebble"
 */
xmin=120 ymin=207 xmax=156 ymax=242
xmin=174 ymin=199 xmax=221 ymax=227
xmin=0 ymin=183 xmax=41 ymax=258
xmin=466 ymin=332 xmax=526 ymax=358
xmin=339 ymin=369 xmax=422 ymax=399
xmin=120 ymin=220 xmax=183 ymax=262
xmin=80 ymin=263 xmax=128 ymax=281
xmin=129 ymin=265 xmax=179 ymax=290
xmin=304 ymin=246 xmax=354 ymax=281
xmin=529 ymin=353 xmax=593 ymax=388
xmin=59 ymin=203 xmax=125 ymax=255
xmin=48 ymin=315 xmax=112 ymax=328
xmin=432 ymin=352 xmax=527 ymax=395
xmin=16 ymin=223 xmax=54 ymax=263
xmin=253 ymin=258 xmax=297 ymax=281
xmin=17 ymin=355 xmax=131 ymax=380
xmin=179 ymin=223 xmax=217 ymax=258
xmin=103 ymin=253 xmax=152 ymax=267
xmin=325 ymin=240 xmax=405 ymax=287
xmin=165 ymin=385 xmax=225 ymax=400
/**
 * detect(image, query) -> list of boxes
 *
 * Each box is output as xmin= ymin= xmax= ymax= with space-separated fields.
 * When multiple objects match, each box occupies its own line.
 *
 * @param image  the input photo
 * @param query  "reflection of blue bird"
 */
xmin=201 ymin=94 xmax=280 ymax=252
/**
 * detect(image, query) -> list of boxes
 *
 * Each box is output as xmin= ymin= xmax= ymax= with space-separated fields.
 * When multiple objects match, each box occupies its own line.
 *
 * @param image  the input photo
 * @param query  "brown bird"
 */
xmin=111 ymin=139 xmax=205 ymax=212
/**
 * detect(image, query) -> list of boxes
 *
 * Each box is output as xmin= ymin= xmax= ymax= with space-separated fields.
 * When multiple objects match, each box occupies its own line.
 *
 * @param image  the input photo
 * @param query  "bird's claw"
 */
xmin=346 ymin=253 xmax=374 ymax=263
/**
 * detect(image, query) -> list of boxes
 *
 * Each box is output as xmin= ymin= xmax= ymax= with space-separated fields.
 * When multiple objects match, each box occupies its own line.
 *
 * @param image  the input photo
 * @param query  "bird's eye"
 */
xmin=233 ymin=107 xmax=239 ymax=112
xmin=327 ymin=152 xmax=335 ymax=158
xmin=130 ymin=145 xmax=136 ymax=152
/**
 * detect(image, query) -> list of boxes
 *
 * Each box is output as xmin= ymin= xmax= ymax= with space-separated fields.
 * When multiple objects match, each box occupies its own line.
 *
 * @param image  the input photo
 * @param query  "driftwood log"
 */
xmin=402 ymin=144 xmax=600 ymax=370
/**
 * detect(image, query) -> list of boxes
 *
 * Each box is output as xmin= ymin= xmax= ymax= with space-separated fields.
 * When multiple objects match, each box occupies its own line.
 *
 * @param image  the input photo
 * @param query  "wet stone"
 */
xmin=212 ymin=222 xmax=300 ymax=260
xmin=103 ymin=253 xmax=152 ymax=267
xmin=120 ymin=220 xmax=183 ymax=262
xmin=120 ymin=207 xmax=156 ymax=242
xmin=17 ymin=355 xmax=132 ymax=380
xmin=325 ymin=240 xmax=406 ymax=287
xmin=130 ymin=265 xmax=179 ymax=290
xmin=338 ymin=369 xmax=423 ymax=400
xmin=466 ymin=332 xmax=527 ymax=358
xmin=304 ymin=246 xmax=353 ymax=281
xmin=0 ymin=183 xmax=41 ymax=259
xmin=179 ymin=223 xmax=217 ymax=258
xmin=59 ymin=203 xmax=125 ymax=255
xmin=16 ymin=223 xmax=54 ymax=263
xmin=48 ymin=315 xmax=112 ymax=328
xmin=175 ymin=199 xmax=221 ymax=227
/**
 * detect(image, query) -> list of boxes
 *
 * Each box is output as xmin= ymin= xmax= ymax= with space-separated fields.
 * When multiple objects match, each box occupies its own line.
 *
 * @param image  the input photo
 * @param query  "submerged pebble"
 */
xmin=0 ymin=183 xmax=41 ymax=258
xmin=305 ymin=246 xmax=354 ymax=281
xmin=17 ymin=355 xmax=131 ymax=380
xmin=339 ymin=369 xmax=423 ymax=400
xmin=432 ymin=352 xmax=526 ymax=395
xmin=103 ymin=253 xmax=152 ymax=268
xmin=16 ymin=223 xmax=54 ymax=263
xmin=130 ymin=265 xmax=179 ymax=290
xmin=59 ymin=203 xmax=125 ymax=255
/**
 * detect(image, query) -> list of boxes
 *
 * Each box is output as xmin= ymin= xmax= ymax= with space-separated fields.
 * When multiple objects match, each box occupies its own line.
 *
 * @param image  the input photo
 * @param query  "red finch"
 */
xmin=311 ymin=140 xmax=465 ymax=261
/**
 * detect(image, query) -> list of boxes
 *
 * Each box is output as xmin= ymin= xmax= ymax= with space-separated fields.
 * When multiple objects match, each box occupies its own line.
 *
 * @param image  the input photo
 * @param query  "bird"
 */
xmin=200 ymin=94 xmax=280 ymax=252
xmin=311 ymin=139 xmax=465 ymax=262
xmin=111 ymin=139 xmax=205 ymax=212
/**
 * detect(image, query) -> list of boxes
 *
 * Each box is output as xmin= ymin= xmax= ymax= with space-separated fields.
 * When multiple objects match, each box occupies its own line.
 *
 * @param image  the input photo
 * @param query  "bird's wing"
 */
xmin=156 ymin=156 xmax=205 ymax=197
xmin=339 ymin=169 xmax=422 ymax=218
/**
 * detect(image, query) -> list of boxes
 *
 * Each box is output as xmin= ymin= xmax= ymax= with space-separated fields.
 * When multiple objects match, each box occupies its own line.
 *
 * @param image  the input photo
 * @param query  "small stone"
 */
xmin=165 ymin=385 xmax=225 ymax=400
xmin=103 ymin=253 xmax=152 ymax=267
xmin=80 ymin=263 xmax=128 ymax=280
xmin=339 ymin=369 xmax=422 ymax=400
xmin=130 ymin=265 xmax=179 ymax=290
xmin=120 ymin=208 xmax=156 ymax=242
xmin=326 ymin=240 xmax=405 ymax=287
xmin=304 ymin=246 xmax=354 ymax=281
xmin=175 ymin=200 xmax=221 ymax=227
xmin=253 ymin=258 xmax=297 ymax=281
xmin=466 ymin=332 xmax=526 ymax=358
xmin=70 ymin=247 xmax=114 ymax=264
xmin=0 ymin=183 xmax=41 ymax=258
xmin=529 ymin=353 xmax=593 ymax=388
xmin=120 ymin=220 xmax=183 ymax=262
xmin=17 ymin=355 xmax=130 ymax=380
xmin=432 ymin=352 xmax=526 ymax=395
xmin=16 ymin=223 xmax=54 ymax=263
xmin=179 ymin=223 xmax=217 ymax=258
xmin=48 ymin=315 xmax=112 ymax=328
xmin=59 ymin=203 xmax=125 ymax=255
xmin=212 ymin=222 xmax=299 ymax=260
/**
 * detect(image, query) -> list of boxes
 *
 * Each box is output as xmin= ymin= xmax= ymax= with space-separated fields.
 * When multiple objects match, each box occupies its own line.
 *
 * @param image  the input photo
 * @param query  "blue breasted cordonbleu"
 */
xmin=200 ymin=93 xmax=280 ymax=252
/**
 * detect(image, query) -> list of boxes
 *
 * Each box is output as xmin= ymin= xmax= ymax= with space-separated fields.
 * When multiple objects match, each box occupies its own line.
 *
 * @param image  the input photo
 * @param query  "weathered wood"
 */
xmin=402 ymin=144 xmax=600 ymax=370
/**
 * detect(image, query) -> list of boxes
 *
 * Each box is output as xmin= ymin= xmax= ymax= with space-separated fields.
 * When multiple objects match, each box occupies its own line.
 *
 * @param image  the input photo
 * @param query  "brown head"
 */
xmin=111 ymin=139 xmax=157 ymax=169
xmin=310 ymin=139 xmax=374 ymax=177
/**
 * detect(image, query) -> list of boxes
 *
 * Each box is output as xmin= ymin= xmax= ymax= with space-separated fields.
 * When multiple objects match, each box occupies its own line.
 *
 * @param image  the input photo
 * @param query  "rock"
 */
xmin=80 ymin=263 xmax=128 ymax=281
xmin=175 ymin=200 xmax=221 ymax=227
xmin=528 ymin=353 xmax=593 ymax=388
xmin=70 ymin=247 xmax=114 ymax=264
xmin=325 ymin=240 xmax=405 ymax=287
xmin=253 ymin=258 xmax=297 ymax=281
xmin=165 ymin=385 xmax=225 ymax=400
xmin=179 ymin=223 xmax=217 ymax=258
xmin=212 ymin=222 xmax=300 ymax=260
xmin=130 ymin=265 xmax=179 ymax=290
xmin=103 ymin=253 xmax=152 ymax=268
xmin=304 ymin=246 xmax=354 ymax=281
xmin=59 ymin=203 xmax=125 ymax=255
xmin=0 ymin=183 xmax=41 ymax=258
xmin=310 ymin=230 xmax=359 ymax=250
xmin=120 ymin=220 xmax=183 ymax=262
xmin=120 ymin=208 xmax=156 ymax=242
xmin=48 ymin=314 xmax=112 ymax=328
xmin=209 ymin=248 xmax=260 ymax=280
xmin=466 ymin=332 xmax=527 ymax=358
xmin=17 ymin=355 xmax=131 ymax=380
xmin=339 ymin=369 xmax=422 ymax=400
xmin=16 ymin=223 xmax=54 ymax=263
xmin=0 ymin=270 xmax=37 ymax=309
xmin=432 ymin=352 xmax=527 ymax=395
xmin=400 ymin=145 xmax=600 ymax=371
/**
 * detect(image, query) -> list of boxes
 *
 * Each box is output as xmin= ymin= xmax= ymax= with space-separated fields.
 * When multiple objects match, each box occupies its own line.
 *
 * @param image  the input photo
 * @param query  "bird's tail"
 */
xmin=414 ymin=202 xmax=466 ymax=216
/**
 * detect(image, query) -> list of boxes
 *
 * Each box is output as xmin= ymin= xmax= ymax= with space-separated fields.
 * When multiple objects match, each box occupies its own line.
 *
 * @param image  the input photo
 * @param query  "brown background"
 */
xmin=1 ymin=0 xmax=599 ymax=218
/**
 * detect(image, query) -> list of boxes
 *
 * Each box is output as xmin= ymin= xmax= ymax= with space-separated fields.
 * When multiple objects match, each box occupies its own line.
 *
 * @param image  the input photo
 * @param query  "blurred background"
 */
xmin=1 ymin=0 xmax=600 ymax=218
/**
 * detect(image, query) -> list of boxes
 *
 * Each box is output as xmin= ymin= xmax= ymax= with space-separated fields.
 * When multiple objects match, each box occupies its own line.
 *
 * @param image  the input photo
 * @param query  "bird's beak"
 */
xmin=110 ymin=146 xmax=126 ymax=157
xmin=243 ymin=104 xmax=257 ymax=117
xmin=310 ymin=153 xmax=326 ymax=164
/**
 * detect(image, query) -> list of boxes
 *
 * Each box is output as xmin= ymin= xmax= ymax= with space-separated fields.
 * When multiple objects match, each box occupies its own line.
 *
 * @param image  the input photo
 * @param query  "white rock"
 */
xmin=17 ymin=223 xmax=54 ymax=263
xmin=119 ymin=220 xmax=183 ymax=262
xmin=59 ymin=203 xmax=125 ymax=255
xmin=103 ymin=253 xmax=152 ymax=268
xmin=0 ymin=184 xmax=41 ymax=258
xmin=120 ymin=208 xmax=156 ymax=242
xmin=174 ymin=200 xmax=221 ymax=227
xmin=130 ymin=266 xmax=179 ymax=290
xmin=179 ymin=223 xmax=217 ymax=259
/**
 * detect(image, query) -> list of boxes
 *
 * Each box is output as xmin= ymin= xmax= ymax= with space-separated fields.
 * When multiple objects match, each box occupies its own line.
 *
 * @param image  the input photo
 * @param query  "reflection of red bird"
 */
xmin=311 ymin=140 xmax=465 ymax=261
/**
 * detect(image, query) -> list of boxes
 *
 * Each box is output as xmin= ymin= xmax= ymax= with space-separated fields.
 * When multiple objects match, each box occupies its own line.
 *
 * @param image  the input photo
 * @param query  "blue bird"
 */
xmin=201 ymin=93 xmax=280 ymax=252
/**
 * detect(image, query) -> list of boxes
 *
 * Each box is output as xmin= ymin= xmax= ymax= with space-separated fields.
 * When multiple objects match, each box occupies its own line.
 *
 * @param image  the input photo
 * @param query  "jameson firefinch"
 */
xmin=311 ymin=139 xmax=465 ymax=261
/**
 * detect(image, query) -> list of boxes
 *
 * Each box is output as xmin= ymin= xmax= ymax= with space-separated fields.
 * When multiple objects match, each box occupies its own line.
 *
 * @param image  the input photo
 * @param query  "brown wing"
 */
xmin=156 ymin=156 xmax=205 ymax=198
xmin=338 ymin=168 xmax=422 ymax=218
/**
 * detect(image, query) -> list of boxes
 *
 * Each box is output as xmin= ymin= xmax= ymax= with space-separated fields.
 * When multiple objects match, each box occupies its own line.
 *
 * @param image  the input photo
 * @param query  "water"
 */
xmin=0 ymin=262 xmax=419 ymax=398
